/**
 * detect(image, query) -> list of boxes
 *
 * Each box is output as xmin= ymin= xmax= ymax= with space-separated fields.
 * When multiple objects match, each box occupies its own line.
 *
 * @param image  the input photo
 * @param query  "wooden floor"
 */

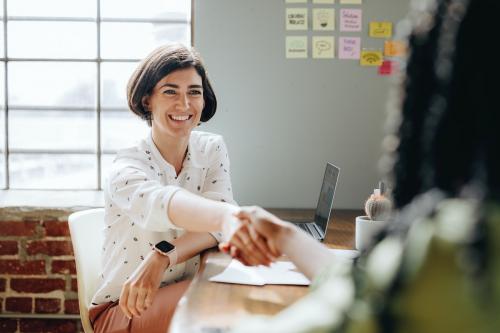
xmin=266 ymin=208 xmax=362 ymax=249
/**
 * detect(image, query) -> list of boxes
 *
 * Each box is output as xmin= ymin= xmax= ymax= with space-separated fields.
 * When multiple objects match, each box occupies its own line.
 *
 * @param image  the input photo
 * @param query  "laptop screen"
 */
xmin=314 ymin=163 xmax=340 ymax=233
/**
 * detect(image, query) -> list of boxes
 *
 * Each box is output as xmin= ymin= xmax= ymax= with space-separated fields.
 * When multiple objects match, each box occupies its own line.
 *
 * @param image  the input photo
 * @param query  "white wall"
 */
xmin=194 ymin=0 xmax=410 ymax=209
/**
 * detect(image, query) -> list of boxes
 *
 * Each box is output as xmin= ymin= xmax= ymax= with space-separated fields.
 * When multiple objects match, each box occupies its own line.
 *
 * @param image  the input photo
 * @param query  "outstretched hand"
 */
xmin=220 ymin=206 xmax=293 ymax=265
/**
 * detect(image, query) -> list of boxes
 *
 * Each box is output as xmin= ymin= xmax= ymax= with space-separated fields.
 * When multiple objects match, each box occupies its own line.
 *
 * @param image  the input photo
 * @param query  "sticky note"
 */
xmin=369 ymin=21 xmax=393 ymax=38
xmin=360 ymin=50 xmax=383 ymax=66
xmin=378 ymin=60 xmax=399 ymax=75
xmin=312 ymin=36 xmax=335 ymax=58
xmin=313 ymin=8 xmax=335 ymax=31
xmin=286 ymin=8 xmax=308 ymax=31
xmin=286 ymin=0 xmax=307 ymax=3
xmin=286 ymin=36 xmax=308 ymax=59
xmin=313 ymin=0 xmax=335 ymax=4
xmin=339 ymin=37 xmax=361 ymax=59
xmin=384 ymin=40 xmax=406 ymax=57
xmin=340 ymin=9 xmax=362 ymax=32
xmin=340 ymin=0 xmax=362 ymax=4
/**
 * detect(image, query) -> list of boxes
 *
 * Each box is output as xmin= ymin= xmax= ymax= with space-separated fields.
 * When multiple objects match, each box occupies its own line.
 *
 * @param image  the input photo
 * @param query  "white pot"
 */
xmin=355 ymin=216 xmax=389 ymax=251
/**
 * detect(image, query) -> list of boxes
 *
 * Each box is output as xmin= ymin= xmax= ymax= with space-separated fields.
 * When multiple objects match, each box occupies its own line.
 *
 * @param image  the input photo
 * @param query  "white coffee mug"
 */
xmin=355 ymin=216 xmax=389 ymax=251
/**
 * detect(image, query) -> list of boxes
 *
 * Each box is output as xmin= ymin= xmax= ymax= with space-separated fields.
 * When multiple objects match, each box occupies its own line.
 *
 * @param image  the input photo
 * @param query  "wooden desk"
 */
xmin=170 ymin=209 xmax=361 ymax=333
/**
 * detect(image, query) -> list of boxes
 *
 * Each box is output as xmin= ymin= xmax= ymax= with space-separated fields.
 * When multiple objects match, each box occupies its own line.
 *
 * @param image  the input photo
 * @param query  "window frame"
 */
xmin=0 ymin=0 xmax=193 ymax=191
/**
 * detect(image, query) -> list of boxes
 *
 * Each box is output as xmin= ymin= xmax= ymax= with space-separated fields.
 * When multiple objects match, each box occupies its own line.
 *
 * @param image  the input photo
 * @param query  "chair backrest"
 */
xmin=68 ymin=208 xmax=105 ymax=333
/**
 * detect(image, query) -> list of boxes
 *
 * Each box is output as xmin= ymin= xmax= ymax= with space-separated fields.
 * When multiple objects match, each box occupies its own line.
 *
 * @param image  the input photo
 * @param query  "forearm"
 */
xmin=279 ymin=226 xmax=335 ymax=280
xmin=168 ymin=189 xmax=239 ymax=232
xmin=171 ymin=232 xmax=218 ymax=264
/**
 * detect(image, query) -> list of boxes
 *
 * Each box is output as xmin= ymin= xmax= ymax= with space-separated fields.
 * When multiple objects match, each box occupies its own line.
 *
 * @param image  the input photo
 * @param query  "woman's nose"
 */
xmin=177 ymin=93 xmax=189 ymax=110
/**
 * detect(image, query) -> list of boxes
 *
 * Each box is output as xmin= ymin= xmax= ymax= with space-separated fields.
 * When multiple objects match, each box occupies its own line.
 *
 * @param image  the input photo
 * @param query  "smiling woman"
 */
xmin=88 ymin=44 xmax=240 ymax=333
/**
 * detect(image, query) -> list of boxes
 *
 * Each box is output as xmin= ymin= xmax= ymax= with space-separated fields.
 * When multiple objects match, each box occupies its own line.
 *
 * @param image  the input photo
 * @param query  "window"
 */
xmin=0 ymin=0 xmax=191 ymax=190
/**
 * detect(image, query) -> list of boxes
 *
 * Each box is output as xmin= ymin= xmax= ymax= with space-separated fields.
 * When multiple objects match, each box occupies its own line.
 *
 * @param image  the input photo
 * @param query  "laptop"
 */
xmin=292 ymin=163 xmax=340 ymax=242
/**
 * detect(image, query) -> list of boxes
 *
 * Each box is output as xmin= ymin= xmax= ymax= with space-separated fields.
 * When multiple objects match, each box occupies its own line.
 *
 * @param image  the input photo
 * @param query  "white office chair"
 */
xmin=68 ymin=208 xmax=105 ymax=333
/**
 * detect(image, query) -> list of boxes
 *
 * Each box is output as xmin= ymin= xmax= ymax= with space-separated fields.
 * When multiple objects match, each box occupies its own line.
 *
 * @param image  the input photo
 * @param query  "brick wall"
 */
xmin=0 ymin=208 xmax=82 ymax=333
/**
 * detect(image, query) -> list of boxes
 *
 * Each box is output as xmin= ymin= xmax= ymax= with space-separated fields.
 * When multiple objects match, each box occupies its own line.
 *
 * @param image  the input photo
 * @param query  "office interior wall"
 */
xmin=194 ymin=0 xmax=410 ymax=209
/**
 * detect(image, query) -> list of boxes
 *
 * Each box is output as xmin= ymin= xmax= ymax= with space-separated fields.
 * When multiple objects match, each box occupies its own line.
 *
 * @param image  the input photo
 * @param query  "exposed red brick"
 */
xmin=0 ymin=260 xmax=45 ymax=275
xmin=0 ymin=221 xmax=38 ymax=237
xmin=0 ymin=319 xmax=18 ymax=333
xmin=64 ymin=299 xmax=80 ymax=315
xmin=10 ymin=278 xmax=65 ymax=293
xmin=20 ymin=319 xmax=77 ymax=333
xmin=0 ymin=278 xmax=6 ymax=292
xmin=5 ymin=297 xmax=32 ymax=313
xmin=35 ymin=298 xmax=61 ymax=314
xmin=42 ymin=220 xmax=70 ymax=237
xmin=0 ymin=241 xmax=18 ymax=255
xmin=71 ymin=278 xmax=78 ymax=292
xmin=51 ymin=260 xmax=76 ymax=275
xmin=26 ymin=240 xmax=73 ymax=256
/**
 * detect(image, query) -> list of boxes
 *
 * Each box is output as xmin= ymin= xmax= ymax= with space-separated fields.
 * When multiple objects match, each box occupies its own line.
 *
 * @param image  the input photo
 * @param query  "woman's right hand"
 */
xmin=118 ymin=250 xmax=169 ymax=319
xmin=220 ymin=206 xmax=293 ymax=265
xmin=221 ymin=209 xmax=278 ymax=266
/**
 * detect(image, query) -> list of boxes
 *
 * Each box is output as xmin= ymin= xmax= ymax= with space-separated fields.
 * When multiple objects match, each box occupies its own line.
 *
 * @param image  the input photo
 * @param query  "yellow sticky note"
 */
xmin=286 ymin=0 xmax=307 ymax=3
xmin=286 ymin=8 xmax=308 ymax=31
xmin=313 ymin=0 xmax=335 ymax=4
xmin=286 ymin=36 xmax=308 ymax=59
xmin=360 ymin=50 xmax=383 ymax=66
xmin=340 ymin=0 xmax=362 ymax=4
xmin=369 ymin=21 xmax=393 ymax=38
xmin=312 ymin=36 xmax=335 ymax=59
xmin=313 ymin=8 xmax=335 ymax=31
xmin=384 ymin=40 xmax=406 ymax=57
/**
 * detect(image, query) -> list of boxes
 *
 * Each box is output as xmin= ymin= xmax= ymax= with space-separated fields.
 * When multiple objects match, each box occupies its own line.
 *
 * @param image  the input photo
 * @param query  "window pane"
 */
xmin=101 ymin=110 xmax=149 ymax=151
xmin=101 ymin=0 xmax=189 ymax=20
xmin=101 ymin=62 xmax=138 ymax=108
xmin=9 ymin=154 xmax=96 ymax=189
xmin=101 ymin=23 xmax=189 ymax=59
xmin=8 ymin=0 xmax=96 ymax=18
xmin=9 ymin=110 xmax=96 ymax=151
xmin=8 ymin=62 xmax=96 ymax=107
xmin=0 ymin=63 xmax=4 ymax=188
xmin=8 ymin=22 xmax=96 ymax=59
xmin=0 ymin=24 xmax=3 ymax=58
xmin=100 ymin=154 xmax=115 ymax=189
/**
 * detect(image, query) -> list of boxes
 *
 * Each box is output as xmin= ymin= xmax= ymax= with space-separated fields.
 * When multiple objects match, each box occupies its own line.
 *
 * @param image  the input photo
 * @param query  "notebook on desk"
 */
xmin=292 ymin=163 xmax=340 ymax=242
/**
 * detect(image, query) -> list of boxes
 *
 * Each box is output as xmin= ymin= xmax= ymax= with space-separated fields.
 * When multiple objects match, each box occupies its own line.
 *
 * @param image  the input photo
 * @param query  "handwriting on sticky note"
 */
xmin=340 ymin=9 xmax=362 ymax=32
xmin=339 ymin=37 xmax=361 ymax=59
xmin=360 ymin=50 xmax=383 ymax=66
xmin=384 ymin=40 xmax=406 ymax=57
xmin=286 ymin=8 xmax=308 ymax=31
xmin=369 ymin=21 xmax=392 ymax=38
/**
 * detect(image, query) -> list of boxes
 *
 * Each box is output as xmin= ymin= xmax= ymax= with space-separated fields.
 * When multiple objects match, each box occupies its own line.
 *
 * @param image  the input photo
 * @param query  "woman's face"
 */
xmin=143 ymin=67 xmax=204 ymax=140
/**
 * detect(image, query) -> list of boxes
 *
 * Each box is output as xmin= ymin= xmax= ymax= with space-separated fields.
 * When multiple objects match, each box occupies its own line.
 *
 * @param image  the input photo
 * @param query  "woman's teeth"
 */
xmin=169 ymin=115 xmax=191 ymax=121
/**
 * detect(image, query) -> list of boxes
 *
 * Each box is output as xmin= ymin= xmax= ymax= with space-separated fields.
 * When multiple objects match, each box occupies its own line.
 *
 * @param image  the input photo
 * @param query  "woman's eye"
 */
xmin=189 ymin=90 xmax=202 ymax=95
xmin=163 ymin=89 xmax=176 ymax=95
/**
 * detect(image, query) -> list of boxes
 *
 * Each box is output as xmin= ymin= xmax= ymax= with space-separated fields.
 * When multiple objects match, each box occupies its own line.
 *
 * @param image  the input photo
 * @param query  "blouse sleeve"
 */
xmin=107 ymin=161 xmax=183 ymax=232
xmin=200 ymin=136 xmax=237 ymax=243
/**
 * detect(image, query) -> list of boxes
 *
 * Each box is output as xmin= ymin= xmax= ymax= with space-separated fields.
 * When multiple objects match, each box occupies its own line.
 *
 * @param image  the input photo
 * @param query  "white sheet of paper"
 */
xmin=209 ymin=260 xmax=310 ymax=286
xmin=209 ymin=249 xmax=359 ymax=286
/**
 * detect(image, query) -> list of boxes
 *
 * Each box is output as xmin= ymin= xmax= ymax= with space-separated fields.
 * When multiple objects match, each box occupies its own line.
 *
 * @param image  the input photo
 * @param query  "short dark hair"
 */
xmin=127 ymin=43 xmax=217 ymax=126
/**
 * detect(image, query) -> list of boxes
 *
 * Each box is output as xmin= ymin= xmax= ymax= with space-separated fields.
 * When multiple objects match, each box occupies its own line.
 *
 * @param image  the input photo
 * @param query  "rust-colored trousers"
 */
xmin=89 ymin=280 xmax=191 ymax=333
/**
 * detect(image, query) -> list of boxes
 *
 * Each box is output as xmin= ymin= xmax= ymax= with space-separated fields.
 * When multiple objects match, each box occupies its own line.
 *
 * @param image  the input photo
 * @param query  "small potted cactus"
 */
xmin=355 ymin=182 xmax=392 ymax=251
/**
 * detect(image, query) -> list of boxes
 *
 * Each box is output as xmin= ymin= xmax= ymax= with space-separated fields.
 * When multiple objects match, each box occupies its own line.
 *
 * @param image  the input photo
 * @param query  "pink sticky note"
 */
xmin=339 ymin=37 xmax=361 ymax=59
xmin=378 ymin=60 xmax=399 ymax=76
xmin=340 ymin=9 xmax=362 ymax=32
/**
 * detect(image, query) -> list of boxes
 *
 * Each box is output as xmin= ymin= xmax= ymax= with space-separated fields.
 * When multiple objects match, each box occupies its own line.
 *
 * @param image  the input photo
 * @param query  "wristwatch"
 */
xmin=154 ymin=240 xmax=178 ymax=268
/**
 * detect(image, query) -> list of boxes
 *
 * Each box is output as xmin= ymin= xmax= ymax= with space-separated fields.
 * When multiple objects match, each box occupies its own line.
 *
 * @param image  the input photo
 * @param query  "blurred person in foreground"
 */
xmin=225 ymin=0 xmax=500 ymax=332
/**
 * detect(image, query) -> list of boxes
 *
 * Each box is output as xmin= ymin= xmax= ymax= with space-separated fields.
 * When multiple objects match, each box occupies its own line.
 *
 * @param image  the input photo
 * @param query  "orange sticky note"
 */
xmin=384 ymin=40 xmax=406 ymax=57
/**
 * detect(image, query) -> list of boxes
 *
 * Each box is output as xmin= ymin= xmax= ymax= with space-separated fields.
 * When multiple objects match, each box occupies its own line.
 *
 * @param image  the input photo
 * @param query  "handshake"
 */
xmin=220 ymin=206 xmax=294 ymax=267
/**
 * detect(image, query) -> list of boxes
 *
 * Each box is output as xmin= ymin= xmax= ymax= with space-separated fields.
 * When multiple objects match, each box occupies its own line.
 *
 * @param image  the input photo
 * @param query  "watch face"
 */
xmin=155 ymin=241 xmax=175 ymax=253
